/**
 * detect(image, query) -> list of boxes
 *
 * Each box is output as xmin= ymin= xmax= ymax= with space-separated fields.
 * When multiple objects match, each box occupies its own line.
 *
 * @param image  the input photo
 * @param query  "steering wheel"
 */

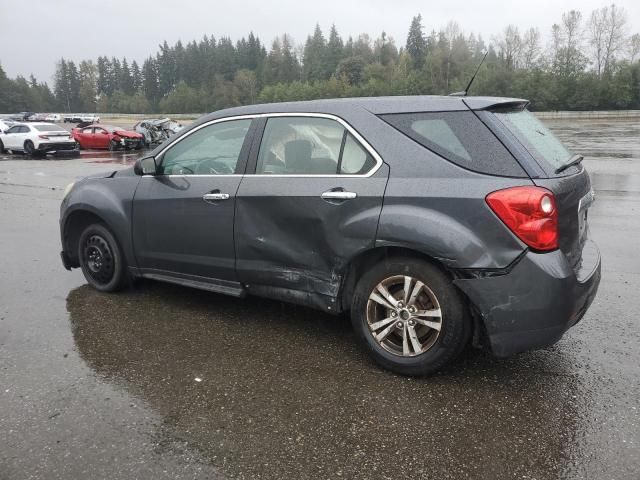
xmin=196 ymin=158 xmax=234 ymax=175
xmin=168 ymin=164 xmax=194 ymax=175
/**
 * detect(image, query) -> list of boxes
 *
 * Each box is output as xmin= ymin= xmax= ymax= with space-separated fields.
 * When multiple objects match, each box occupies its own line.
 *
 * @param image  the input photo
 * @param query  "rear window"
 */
xmin=381 ymin=111 xmax=526 ymax=177
xmin=34 ymin=124 xmax=66 ymax=132
xmin=491 ymin=109 xmax=572 ymax=170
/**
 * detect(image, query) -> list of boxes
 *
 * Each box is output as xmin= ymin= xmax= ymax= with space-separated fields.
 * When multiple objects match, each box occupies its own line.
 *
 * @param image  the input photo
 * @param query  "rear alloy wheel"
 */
xmin=24 ymin=140 xmax=36 ymax=155
xmin=78 ymin=224 xmax=126 ymax=292
xmin=351 ymin=257 xmax=470 ymax=376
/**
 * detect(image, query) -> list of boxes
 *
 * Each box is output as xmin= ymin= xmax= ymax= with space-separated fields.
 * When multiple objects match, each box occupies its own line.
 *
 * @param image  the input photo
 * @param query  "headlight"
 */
xmin=63 ymin=182 xmax=75 ymax=198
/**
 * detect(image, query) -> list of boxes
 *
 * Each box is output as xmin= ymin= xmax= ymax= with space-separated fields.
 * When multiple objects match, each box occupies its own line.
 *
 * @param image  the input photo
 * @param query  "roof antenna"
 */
xmin=449 ymin=51 xmax=488 ymax=97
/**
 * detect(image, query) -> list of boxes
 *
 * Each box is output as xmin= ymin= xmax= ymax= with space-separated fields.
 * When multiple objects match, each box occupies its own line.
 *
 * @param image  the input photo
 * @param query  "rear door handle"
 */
xmin=203 ymin=192 xmax=230 ymax=202
xmin=321 ymin=190 xmax=357 ymax=200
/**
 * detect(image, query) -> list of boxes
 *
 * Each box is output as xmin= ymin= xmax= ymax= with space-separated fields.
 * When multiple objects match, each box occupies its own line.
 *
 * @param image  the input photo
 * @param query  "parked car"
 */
xmin=59 ymin=96 xmax=601 ymax=376
xmin=72 ymin=124 xmax=143 ymax=150
xmin=133 ymin=118 xmax=184 ymax=146
xmin=8 ymin=112 xmax=34 ymax=121
xmin=44 ymin=113 xmax=62 ymax=122
xmin=0 ymin=119 xmax=17 ymax=133
xmin=0 ymin=122 xmax=77 ymax=155
xmin=64 ymin=114 xmax=100 ymax=123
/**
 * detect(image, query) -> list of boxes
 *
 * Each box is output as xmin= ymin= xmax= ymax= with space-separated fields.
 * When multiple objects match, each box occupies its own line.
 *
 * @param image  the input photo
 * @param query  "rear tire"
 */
xmin=351 ymin=257 xmax=470 ymax=376
xmin=78 ymin=223 xmax=127 ymax=292
xmin=24 ymin=140 xmax=36 ymax=156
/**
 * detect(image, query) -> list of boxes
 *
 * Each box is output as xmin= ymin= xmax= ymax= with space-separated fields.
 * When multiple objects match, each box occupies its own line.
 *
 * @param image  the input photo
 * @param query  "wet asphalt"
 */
xmin=1 ymin=119 xmax=639 ymax=479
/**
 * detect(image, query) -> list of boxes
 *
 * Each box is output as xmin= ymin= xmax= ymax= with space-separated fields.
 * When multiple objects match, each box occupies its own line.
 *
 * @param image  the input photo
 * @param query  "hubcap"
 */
xmin=82 ymin=234 xmax=115 ymax=284
xmin=366 ymin=275 xmax=443 ymax=357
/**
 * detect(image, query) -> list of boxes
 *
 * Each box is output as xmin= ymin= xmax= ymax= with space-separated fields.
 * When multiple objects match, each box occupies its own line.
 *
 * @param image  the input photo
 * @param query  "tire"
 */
xmin=0 ymin=139 xmax=5 ymax=153
xmin=24 ymin=140 xmax=36 ymax=156
xmin=351 ymin=257 xmax=470 ymax=376
xmin=78 ymin=223 xmax=127 ymax=292
xmin=108 ymin=140 xmax=118 ymax=151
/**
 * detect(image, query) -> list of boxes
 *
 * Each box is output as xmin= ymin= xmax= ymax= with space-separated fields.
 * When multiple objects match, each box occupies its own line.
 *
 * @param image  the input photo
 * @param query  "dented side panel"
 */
xmin=234 ymin=165 xmax=389 ymax=311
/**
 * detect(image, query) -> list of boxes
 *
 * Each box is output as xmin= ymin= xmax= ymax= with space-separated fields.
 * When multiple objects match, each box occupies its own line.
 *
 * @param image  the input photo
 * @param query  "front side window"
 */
xmin=160 ymin=119 xmax=251 ymax=175
xmin=256 ymin=116 xmax=376 ymax=175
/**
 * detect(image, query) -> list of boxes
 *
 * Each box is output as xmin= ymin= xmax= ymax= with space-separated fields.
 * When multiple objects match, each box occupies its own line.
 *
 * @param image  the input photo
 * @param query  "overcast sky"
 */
xmin=1 ymin=0 xmax=639 ymax=84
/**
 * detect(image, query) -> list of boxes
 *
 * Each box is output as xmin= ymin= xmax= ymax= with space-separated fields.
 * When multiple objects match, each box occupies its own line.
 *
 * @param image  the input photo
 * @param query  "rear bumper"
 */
xmin=37 ymin=142 xmax=77 ymax=152
xmin=454 ymin=240 xmax=601 ymax=357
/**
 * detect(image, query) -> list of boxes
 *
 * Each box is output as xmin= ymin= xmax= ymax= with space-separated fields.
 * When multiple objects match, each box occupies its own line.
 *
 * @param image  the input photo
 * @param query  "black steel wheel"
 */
xmin=351 ymin=257 xmax=470 ymax=376
xmin=78 ymin=224 xmax=126 ymax=292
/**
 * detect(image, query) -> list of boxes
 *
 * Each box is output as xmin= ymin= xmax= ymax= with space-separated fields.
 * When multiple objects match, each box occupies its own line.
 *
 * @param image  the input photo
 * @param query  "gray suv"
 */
xmin=60 ymin=96 xmax=601 ymax=375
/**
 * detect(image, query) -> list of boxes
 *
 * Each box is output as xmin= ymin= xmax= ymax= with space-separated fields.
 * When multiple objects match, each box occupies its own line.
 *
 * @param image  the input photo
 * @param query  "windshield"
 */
xmin=492 ymin=109 xmax=573 ymax=170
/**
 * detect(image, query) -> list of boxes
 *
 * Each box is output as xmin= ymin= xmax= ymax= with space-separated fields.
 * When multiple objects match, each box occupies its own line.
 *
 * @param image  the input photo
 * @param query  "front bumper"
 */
xmin=454 ymin=240 xmax=601 ymax=357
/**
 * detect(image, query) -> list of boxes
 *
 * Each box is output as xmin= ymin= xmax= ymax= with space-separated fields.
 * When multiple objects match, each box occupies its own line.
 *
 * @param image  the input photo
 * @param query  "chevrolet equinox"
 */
xmin=60 ymin=96 xmax=601 ymax=375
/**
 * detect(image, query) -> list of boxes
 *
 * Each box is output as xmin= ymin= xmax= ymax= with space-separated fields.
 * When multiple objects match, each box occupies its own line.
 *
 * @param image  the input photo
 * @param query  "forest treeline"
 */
xmin=1 ymin=4 xmax=639 ymax=114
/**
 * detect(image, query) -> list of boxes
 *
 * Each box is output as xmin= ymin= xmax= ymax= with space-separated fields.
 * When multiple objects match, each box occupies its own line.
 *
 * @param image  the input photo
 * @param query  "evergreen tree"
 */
xmin=303 ymin=24 xmax=328 ymax=81
xmin=406 ymin=15 xmax=427 ymax=69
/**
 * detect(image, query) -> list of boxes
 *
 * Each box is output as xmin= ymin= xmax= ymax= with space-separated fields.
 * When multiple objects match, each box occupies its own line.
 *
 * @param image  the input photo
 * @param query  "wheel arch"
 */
xmin=339 ymin=245 xmax=485 ymax=348
xmin=62 ymin=209 xmax=112 ymax=268
xmin=340 ymin=246 xmax=452 ymax=310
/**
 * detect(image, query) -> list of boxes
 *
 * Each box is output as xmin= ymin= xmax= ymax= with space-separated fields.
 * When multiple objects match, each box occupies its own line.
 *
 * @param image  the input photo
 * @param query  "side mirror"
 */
xmin=134 ymin=156 xmax=158 ymax=176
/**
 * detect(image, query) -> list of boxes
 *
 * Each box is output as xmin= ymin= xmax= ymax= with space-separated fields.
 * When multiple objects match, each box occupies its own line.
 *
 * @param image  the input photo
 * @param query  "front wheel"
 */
xmin=108 ymin=140 xmax=118 ymax=151
xmin=0 ymin=139 xmax=5 ymax=153
xmin=351 ymin=257 xmax=470 ymax=376
xmin=78 ymin=224 xmax=127 ymax=292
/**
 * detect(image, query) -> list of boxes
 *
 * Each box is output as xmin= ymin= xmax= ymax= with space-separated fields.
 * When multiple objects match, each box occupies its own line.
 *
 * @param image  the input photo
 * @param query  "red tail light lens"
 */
xmin=486 ymin=186 xmax=558 ymax=251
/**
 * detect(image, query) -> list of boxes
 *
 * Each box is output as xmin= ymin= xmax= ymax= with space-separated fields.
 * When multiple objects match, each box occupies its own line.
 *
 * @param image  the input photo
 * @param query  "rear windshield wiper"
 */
xmin=555 ymin=154 xmax=584 ymax=174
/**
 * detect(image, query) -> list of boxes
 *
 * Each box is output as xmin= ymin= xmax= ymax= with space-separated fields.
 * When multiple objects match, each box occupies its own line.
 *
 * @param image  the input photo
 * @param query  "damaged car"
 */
xmin=59 ymin=96 xmax=601 ymax=376
xmin=72 ymin=124 xmax=143 ymax=150
xmin=133 ymin=118 xmax=184 ymax=147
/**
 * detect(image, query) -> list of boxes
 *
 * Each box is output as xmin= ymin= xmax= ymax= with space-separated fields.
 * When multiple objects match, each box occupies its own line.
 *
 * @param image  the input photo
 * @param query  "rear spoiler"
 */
xmin=462 ymin=97 xmax=529 ymax=111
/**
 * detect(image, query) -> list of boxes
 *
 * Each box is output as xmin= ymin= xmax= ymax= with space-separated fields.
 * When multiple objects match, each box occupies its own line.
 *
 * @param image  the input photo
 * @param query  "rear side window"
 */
xmin=256 ymin=116 xmax=376 ymax=175
xmin=381 ymin=111 xmax=526 ymax=177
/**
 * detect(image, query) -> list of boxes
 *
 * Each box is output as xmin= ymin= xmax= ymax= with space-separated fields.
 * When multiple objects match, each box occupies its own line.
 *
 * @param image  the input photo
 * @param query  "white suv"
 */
xmin=0 ymin=123 xmax=77 ymax=155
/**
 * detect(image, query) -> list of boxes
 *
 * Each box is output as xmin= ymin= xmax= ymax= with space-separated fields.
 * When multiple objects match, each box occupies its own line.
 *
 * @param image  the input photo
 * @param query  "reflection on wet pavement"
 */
xmin=68 ymin=283 xmax=580 ymax=480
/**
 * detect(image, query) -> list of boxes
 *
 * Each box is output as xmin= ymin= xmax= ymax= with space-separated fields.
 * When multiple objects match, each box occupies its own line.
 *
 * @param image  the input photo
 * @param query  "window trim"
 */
xmin=150 ymin=112 xmax=383 ymax=178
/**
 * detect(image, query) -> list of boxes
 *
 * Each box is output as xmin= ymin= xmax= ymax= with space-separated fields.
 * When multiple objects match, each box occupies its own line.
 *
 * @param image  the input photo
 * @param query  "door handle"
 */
xmin=321 ymin=190 xmax=357 ymax=200
xmin=203 ymin=192 xmax=230 ymax=202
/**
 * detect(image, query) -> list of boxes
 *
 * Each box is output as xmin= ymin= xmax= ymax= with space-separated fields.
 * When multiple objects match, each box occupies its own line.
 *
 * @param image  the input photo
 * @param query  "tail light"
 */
xmin=38 ymin=135 xmax=49 ymax=139
xmin=486 ymin=186 xmax=558 ymax=251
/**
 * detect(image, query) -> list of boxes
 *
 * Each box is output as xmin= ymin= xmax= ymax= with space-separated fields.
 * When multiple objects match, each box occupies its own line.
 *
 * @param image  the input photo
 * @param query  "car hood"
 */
xmin=84 ymin=170 xmax=118 ymax=180
xmin=113 ymin=130 xmax=142 ymax=139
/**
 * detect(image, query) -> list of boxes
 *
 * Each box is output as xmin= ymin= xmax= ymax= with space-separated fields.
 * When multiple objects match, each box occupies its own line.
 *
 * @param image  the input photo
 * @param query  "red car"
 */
xmin=72 ymin=124 xmax=144 ymax=150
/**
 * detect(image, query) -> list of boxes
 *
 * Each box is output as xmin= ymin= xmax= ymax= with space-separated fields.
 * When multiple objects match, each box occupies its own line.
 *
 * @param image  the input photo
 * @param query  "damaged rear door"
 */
xmin=235 ymin=114 xmax=388 ymax=312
